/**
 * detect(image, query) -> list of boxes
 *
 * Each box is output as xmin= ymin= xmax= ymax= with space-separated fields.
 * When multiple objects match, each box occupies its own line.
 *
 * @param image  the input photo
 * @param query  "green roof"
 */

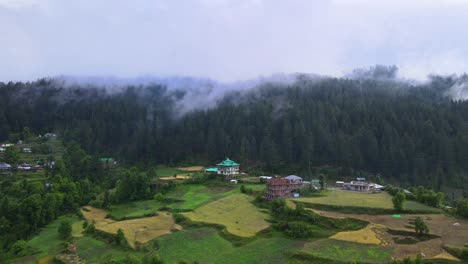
xmin=216 ymin=157 xmax=240 ymax=167
xmin=99 ymin=158 xmax=114 ymax=162
xmin=205 ymin=168 xmax=218 ymax=173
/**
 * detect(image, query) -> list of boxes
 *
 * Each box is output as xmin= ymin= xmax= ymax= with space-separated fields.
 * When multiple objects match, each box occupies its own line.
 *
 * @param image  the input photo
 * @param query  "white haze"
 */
xmin=2 ymin=0 xmax=468 ymax=83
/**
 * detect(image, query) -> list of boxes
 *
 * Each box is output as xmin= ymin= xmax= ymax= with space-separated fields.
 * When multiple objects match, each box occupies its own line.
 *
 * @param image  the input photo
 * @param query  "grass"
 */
xmin=301 ymin=239 xmax=392 ymax=263
xmin=167 ymin=184 xmax=242 ymax=211
xmin=182 ymin=193 xmax=270 ymax=237
xmin=157 ymin=227 xmax=304 ymax=264
xmin=293 ymin=190 xmax=440 ymax=213
xmin=108 ymin=199 xmax=166 ymax=220
xmin=155 ymin=166 xmax=184 ymax=177
xmin=76 ymin=236 xmax=145 ymax=263
xmin=26 ymin=215 xmax=80 ymax=259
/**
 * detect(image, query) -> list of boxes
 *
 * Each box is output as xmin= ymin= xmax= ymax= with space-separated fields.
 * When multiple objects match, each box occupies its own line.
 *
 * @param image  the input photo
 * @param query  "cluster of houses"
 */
xmin=0 ymin=162 xmax=43 ymax=172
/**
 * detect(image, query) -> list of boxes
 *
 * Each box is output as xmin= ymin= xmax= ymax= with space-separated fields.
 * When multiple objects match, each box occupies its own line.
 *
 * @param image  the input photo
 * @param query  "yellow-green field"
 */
xmin=293 ymin=190 xmax=395 ymax=209
xmin=293 ymin=190 xmax=439 ymax=213
xmin=182 ymin=194 xmax=270 ymax=237
xmin=81 ymin=206 xmax=182 ymax=247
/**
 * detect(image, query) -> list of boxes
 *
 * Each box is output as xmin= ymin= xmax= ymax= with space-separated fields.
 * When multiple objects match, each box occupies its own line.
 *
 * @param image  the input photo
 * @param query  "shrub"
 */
xmin=392 ymin=191 xmax=406 ymax=212
xmin=58 ymin=220 xmax=72 ymax=239
xmin=276 ymin=221 xmax=314 ymax=238
xmin=154 ymin=193 xmax=164 ymax=202
xmin=85 ymin=223 xmax=96 ymax=234
xmin=9 ymin=240 xmax=30 ymax=257
xmin=414 ymin=217 xmax=429 ymax=236
xmin=173 ymin=213 xmax=188 ymax=224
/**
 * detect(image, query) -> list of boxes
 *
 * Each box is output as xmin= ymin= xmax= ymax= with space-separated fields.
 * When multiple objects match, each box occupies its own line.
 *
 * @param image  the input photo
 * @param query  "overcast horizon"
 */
xmin=2 ymin=0 xmax=468 ymax=83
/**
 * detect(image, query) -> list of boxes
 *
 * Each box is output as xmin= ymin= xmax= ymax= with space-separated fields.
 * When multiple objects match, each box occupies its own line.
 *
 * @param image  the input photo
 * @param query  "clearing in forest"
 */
xmin=182 ymin=194 xmax=270 ymax=237
xmin=80 ymin=206 xmax=181 ymax=247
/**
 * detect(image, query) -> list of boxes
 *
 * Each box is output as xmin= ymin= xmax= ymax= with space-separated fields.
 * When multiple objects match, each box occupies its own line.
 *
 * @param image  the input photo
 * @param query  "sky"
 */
xmin=1 ymin=0 xmax=468 ymax=82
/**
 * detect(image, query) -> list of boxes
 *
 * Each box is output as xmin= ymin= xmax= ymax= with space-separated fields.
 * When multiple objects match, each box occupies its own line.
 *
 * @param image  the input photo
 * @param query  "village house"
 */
xmin=216 ymin=157 xmax=240 ymax=177
xmin=284 ymin=175 xmax=304 ymax=189
xmin=341 ymin=178 xmax=384 ymax=192
xmin=44 ymin=133 xmax=57 ymax=138
xmin=17 ymin=163 xmax=31 ymax=171
xmin=22 ymin=148 xmax=32 ymax=153
xmin=0 ymin=162 xmax=11 ymax=170
xmin=264 ymin=175 xmax=305 ymax=200
xmin=264 ymin=178 xmax=291 ymax=200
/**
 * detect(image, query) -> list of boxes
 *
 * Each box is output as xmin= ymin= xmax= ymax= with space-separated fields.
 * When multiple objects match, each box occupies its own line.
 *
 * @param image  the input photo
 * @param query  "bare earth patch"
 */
xmin=432 ymin=250 xmax=461 ymax=262
xmin=177 ymin=166 xmax=204 ymax=171
xmin=81 ymin=206 xmax=181 ymax=248
xmin=158 ymin=175 xmax=192 ymax=181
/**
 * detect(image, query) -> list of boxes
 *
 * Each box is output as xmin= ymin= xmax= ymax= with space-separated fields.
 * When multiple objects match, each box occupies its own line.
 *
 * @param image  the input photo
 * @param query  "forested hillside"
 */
xmin=1 ymin=74 xmax=468 ymax=189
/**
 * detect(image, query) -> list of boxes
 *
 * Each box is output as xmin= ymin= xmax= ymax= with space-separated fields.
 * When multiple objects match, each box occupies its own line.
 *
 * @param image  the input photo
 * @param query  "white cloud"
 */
xmin=1 ymin=0 xmax=468 ymax=82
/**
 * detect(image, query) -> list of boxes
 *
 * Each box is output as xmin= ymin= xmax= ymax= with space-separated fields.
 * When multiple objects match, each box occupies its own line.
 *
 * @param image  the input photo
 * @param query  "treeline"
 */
xmin=1 ymin=75 xmax=468 ymax=189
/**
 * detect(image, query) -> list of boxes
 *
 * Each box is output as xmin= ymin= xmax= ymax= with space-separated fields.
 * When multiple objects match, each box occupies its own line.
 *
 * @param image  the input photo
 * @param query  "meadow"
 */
xmin=26 ymin=215 xmax=81 ymax=260
xmin=182 ymin=193 xmax=270 ymax=237
xmin=301 ymin=239 xmax=392 ymax=263
xmin=157 ymin=227 xmax=304 ymax=264
xmin=293 ymin=190 xmax=440 ymax=213
xmin=76 ymin=236 xmax=146 ymax=263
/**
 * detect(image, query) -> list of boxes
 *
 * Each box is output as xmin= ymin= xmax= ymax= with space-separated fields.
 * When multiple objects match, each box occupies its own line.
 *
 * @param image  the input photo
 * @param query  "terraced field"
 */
xmin=182 ymin=193 xmax=271 ymax=237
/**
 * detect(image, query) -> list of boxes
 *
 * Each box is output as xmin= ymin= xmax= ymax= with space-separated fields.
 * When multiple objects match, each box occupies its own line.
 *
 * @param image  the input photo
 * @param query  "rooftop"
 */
xmin=267 ymin=178 xmax=289 ymax=186
xmin=284 ymin=175 xmax=302 ymax=180
xmin=217 ymin=157 xmax=240 ymax=167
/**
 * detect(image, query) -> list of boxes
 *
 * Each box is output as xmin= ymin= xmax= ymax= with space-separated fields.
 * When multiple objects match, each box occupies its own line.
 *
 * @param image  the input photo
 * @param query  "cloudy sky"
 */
xmin=1 ymin=0 xmax=468 ymax=82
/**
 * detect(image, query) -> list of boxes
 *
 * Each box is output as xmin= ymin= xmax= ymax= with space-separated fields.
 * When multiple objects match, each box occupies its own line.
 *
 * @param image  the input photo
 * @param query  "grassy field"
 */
xmin=302 ymin=239 xmax=392 ymax=263
xmin=76 ymin=236 xmax=145 ymax=263
xmin=182 ymin=193 xmax=270 ymax=237
xmin=293 ymin=190 xmax=440 ymax=213
xmin=107 ymin=199 xmax=167 ymax=220
xmin=26 ymin=215 xmax=81 ymax=259
xmin=157 ymin=227 xmax=304 ymax=264
xmin=155 ymin=166 xmax=184 ymax=177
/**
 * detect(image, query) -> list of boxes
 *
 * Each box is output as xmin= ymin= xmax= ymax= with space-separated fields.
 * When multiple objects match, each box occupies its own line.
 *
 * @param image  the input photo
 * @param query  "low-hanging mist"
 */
xmin=1 ymin=68 xmax=468 ymax=190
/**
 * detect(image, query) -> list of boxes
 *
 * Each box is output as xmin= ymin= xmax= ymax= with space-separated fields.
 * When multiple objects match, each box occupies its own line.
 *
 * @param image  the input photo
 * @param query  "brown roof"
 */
xmin=267 ymin=178 xmax=289 ymax=186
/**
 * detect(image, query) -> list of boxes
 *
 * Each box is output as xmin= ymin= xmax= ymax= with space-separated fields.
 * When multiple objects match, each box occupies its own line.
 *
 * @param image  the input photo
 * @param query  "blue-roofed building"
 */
xmin=216 ymin=157 xmax=240 ymax=177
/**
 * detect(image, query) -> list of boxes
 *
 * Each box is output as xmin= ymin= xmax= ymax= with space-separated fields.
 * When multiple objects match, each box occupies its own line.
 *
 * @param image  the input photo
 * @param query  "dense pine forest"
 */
xmin=1 ymin=73 xmax=468 ymax=190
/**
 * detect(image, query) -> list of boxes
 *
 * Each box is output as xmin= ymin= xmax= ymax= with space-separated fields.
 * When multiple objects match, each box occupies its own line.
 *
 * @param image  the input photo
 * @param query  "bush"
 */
xmin=9 ymin=240 xmax=31 ymax=257
xmin=115 ymin=228 xmax=127 ymax=246
xmin=85 ymin=223 xmax=96 ymax=234
xmin=143 ymin=253 xmax=164 ymax=264
xmin=392 ymin=191 xmax=406 ymax=212
xmin=173 ymin=213 xmax=188 ymax=224
xmin=58 ymin=220 xmax=72 ymax=239
xmin=276 ymin=221 xmax=314 ymax=238
xmin=154 ymin=193 xmax=164 ymax=202
xmin=414 ymin=217 xmax=429 ymax=236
